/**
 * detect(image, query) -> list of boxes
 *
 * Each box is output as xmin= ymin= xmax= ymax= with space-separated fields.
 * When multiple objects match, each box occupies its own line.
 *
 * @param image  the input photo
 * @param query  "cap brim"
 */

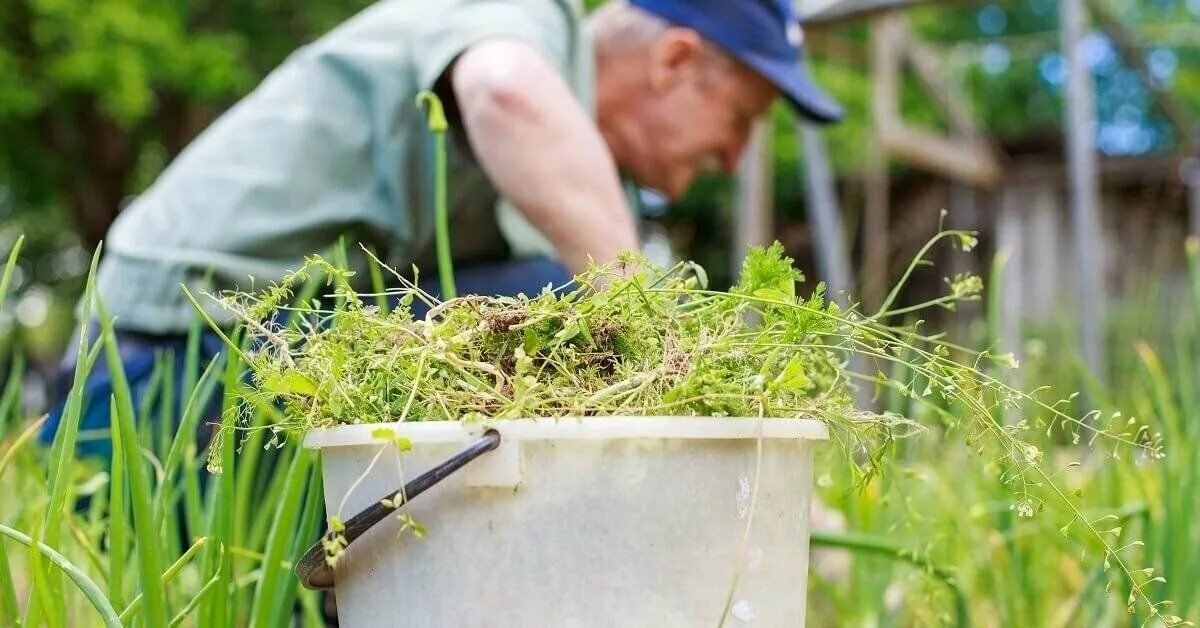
xmin=738 ymin=51 xmax=843 ymax=124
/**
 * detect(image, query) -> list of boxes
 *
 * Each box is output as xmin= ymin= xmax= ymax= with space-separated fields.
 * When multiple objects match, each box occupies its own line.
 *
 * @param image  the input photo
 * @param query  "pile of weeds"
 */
xmin=218 ymin=243 xmax=906 ymax=467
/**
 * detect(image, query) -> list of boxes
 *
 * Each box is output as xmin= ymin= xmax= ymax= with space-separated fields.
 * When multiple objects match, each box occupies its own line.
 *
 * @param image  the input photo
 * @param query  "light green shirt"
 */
xmin=96 ymin=0 xmax=590 ymax=333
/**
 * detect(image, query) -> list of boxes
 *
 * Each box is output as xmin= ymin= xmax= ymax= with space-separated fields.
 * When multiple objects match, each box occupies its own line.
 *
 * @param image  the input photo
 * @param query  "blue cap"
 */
xmin=629 ymin=0 xmax=843 ymax=123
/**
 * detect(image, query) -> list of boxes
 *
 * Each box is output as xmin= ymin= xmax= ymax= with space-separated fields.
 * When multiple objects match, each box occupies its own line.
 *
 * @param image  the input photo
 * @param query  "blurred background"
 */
xmin=1 ymin=0 xmax=1198 ymax=624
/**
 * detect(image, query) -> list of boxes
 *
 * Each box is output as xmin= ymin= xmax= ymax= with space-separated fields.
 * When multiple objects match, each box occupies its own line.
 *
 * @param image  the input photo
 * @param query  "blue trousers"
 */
xmin=41 ymin=257 xmax=571 ymax=458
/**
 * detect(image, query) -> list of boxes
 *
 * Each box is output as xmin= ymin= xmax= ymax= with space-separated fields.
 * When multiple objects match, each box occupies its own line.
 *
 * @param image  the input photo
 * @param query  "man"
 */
xmin=46 ymin=0 xmax=841 ymax=451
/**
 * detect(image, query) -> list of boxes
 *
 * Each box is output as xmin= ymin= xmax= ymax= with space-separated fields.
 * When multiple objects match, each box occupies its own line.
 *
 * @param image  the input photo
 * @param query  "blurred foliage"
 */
xmin=0 ymin=0 xmax=371 ymax=356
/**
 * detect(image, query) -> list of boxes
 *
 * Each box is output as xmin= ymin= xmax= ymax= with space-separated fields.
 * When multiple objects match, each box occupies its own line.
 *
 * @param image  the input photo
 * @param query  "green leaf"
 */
xmin=263 ymin=371 xmax=318 ymax=396
xmin=522 ymin=328 xmax=543 ymax=356
xmin=772 ymin=356 xmax=812 ymax=392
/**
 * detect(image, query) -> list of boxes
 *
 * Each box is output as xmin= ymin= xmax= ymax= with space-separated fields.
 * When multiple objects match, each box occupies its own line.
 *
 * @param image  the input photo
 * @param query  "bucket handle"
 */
xmin=295 ymin=429 xmax=502 ymax=590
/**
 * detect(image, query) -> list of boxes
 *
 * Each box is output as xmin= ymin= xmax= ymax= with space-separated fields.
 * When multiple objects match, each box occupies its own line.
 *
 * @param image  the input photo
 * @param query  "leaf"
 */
xmin=263 ymin=371 xmax=318 ymax=396
xmin=772 ymin=357 xmax=812 ymax=392
xmin=522 ymin=328 xmax=543 ymax=356
xmin=734 ymin=242 xmax=802 ymax=298
xmin=551 ymin=322 xmax=580 ymax=345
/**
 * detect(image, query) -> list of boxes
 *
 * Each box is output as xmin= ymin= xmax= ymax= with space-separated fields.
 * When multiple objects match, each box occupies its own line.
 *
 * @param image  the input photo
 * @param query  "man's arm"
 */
xmin=450 ymin=39 xmax=638 ymax=274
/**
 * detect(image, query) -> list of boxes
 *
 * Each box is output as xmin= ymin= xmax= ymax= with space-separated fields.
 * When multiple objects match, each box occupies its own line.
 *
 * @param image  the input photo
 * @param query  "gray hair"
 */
xmin=586 ymin=1 xmax=736 ymax=73
xmin=586 ymin=2 xmax=672 ymax=54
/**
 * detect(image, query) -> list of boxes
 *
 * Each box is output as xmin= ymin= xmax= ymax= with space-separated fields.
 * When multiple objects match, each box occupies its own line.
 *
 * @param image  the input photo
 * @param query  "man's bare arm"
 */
xmin=451 ymin=39 xmax=638 ymax=274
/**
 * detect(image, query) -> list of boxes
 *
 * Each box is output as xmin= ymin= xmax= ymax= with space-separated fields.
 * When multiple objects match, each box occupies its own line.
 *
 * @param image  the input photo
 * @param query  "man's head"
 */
xmin=588 ymin=0 xmax=839 ymax=200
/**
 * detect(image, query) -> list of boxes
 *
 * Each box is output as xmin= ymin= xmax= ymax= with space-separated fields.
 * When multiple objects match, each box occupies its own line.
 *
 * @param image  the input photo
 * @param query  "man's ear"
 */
xmin=647 ymin=28 xmax=704 ymax=93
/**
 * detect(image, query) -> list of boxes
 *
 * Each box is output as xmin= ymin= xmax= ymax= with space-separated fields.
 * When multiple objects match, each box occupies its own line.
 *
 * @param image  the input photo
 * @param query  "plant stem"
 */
xmin=0 ymin=524 xmax=122 ymax=628
xmin=417 ymin=90 xmax=456 ymax=300
xmin=810 ymin=529 xmax=970 ymax=628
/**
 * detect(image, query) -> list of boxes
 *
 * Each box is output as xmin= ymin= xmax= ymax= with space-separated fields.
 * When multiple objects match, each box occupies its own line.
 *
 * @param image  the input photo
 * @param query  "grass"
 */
xmin=805 ymin=240 xmax=1200 ymax=626
xmin=0 ymin=239 xmax=326 ymax=625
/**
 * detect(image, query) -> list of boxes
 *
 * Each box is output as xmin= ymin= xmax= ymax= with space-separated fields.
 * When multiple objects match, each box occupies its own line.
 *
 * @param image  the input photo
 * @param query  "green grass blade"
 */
xmin=158 ymin=350 xmax=176 ymax=457
xmin=182 ymin=442 xmax=205 ymax=547
xmin=42 ymin=246 xmax=104 ymax=576
xmin=23 ymin=528 xmax=62 ymax=628
xmin=180 ymin=285 xmax=254 ymax=367
xmin=298 ymin=588 xmax=326 ymax=628
xmin=233 ymin=410 xmax=266 ymax=553
xmin=182 ymin=313 xmax=202 ymax=410
xmin=811 ymin=529 xmax=969 ymax=628
xmin=248 ymin=446 xmax=313 ymax=628
xmin=0 ymin=349 xmax=23 ymax=442
xmin=155 ymin=357 xmax=221 ymax=524
xmin=287 ymin=465 xmax=326 ymax=624
xmin=169 ymin=564 xmax=222 ymax=627
xmin=366 ymin=245 xmax=389 ymax=314
xmin=246 ymin=440 xmax=289 ymax=554
xmin=64 ymin=510 xmax=108 ymax=582
xmin=199 ymin=331 xmax=244 ymax=628
xmin=118 ymin=537 xmax=208 ymax=622
xmin=0 ymin=523 xmax=122 ymax=627
xmin=0 ymin=415 xmax=46 ymax=482
xmin=97 ymin=297 xmax=171 ymax=627
xmin=0 ymin=235 xmax=23 ymax=311
xmin=135 ymin=356 xmax=165 ymax=453
xmin=292 ymin=464 xmax=324 ymax=560
xmin=107 ymin=395 xmax=128 ymax=609
xmin=0 ymin=538 xmax=19 ymax=627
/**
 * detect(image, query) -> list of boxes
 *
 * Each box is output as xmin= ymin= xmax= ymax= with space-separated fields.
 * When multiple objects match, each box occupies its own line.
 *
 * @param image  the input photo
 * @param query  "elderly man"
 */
xmin=46 ymin=0 xmax=840 ymax=452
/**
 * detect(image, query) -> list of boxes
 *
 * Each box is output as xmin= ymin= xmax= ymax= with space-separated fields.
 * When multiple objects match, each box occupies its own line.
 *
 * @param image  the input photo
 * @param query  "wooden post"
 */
xmin=1026 ymin=183 xmax=1061 ymax=322
xmin=863 ymin=13 xmax=901 ymax=312
xmin=733 ymin=119 xmax=775 ymax=279
xmin=1183 ymin=157 xmax=1200 ymax=238
xmin=800 ymin=123 xmax=854 ymax=304
xmin=800 ymin=121 xmax=872 ymax=409
xmin=995 ymin=185 xmax=1025 ymax=425
xmin=996 ymin=186 xmax=1025 ymax=366
xmin=948 ymin=182 xmax=980 ymax=321
xmin=1061 ymin=0 xmax=1107 ymax=383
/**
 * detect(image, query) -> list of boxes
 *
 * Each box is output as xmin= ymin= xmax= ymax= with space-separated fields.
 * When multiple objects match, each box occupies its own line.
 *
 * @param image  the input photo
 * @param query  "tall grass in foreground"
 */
xmin=808 ymin=240 xmax=1200 ymax=627
xmin=0 ymin=239 xmax=326 ymax=626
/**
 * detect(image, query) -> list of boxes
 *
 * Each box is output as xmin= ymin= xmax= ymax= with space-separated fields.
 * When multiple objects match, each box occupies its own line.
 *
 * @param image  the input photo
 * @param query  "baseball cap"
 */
xmin=628 ymin=0 xmax=843 ymax=123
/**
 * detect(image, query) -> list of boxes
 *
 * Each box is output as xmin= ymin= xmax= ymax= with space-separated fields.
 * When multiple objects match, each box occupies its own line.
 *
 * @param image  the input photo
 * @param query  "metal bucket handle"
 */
xmin=295 ymin=429 xmax=502 ymax=590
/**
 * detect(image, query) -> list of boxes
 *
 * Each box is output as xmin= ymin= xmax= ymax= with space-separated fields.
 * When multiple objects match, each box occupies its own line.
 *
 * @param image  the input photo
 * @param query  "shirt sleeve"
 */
xmin=413 ymin=0 xmax=576 ymax=93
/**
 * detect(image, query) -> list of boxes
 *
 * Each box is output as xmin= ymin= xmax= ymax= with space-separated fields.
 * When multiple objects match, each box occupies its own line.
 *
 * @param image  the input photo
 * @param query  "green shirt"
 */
xmin=95 ymin=0 xmax=590 ymax=333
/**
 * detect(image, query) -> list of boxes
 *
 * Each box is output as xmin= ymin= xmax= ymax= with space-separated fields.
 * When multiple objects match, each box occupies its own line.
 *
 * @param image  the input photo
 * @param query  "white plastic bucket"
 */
xmin=306 ymin=417 xmax=827 ymax=627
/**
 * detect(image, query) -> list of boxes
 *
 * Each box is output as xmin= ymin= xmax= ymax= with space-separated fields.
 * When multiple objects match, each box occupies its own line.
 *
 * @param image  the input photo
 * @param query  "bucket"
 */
xmin=304 ymin=417 xmax=827 ymax=627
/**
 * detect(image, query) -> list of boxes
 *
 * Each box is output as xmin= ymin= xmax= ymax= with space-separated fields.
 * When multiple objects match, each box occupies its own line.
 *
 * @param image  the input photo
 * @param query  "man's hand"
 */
xmin=451 ymin=39 xmax=638 ymax=274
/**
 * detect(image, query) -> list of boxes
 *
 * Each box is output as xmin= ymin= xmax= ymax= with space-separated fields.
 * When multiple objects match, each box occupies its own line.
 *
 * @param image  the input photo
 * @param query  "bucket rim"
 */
xmin=304 ymin=417 xmax=828 ymax=449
